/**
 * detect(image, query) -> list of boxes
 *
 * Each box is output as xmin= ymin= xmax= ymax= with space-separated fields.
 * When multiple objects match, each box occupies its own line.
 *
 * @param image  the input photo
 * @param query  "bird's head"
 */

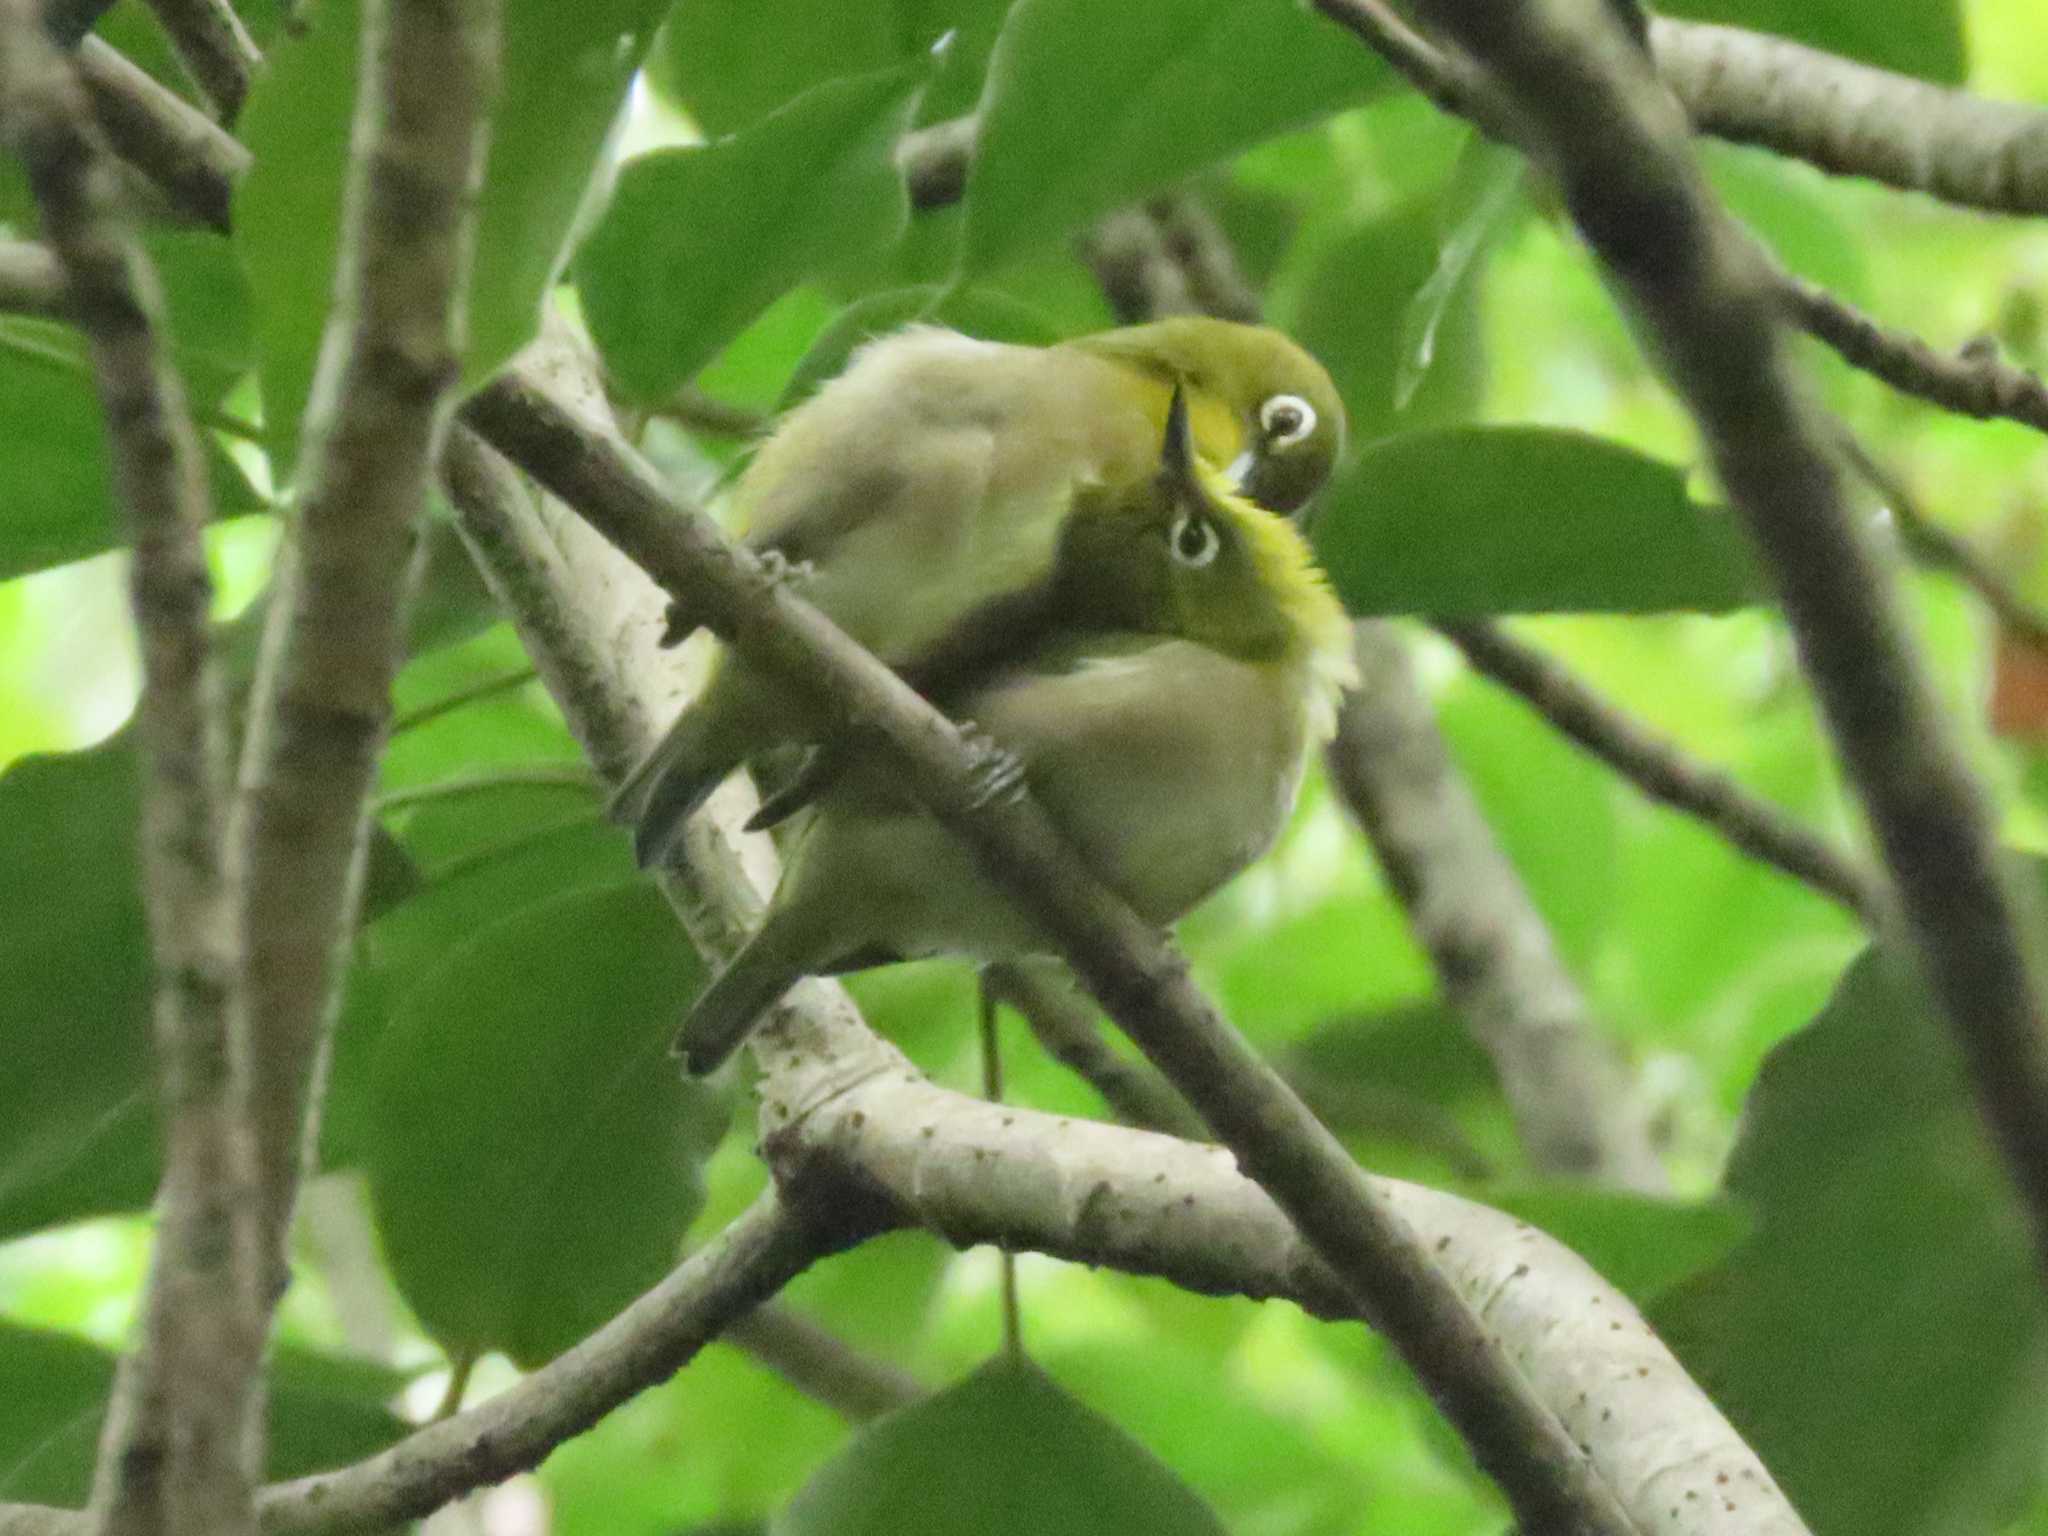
xmin=1060 ymin=385 xmax=1357 ymax=729
xmin=1067 ymin=316 xmax=1346 ymax=518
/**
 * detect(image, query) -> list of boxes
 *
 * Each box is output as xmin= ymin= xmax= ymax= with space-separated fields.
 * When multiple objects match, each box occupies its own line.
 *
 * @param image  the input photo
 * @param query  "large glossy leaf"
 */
xmin=237 ymin=0 xmax=661 ymax=458
xmin=576 ymin=67 xmax=926 ymax=401
xmin=367 ymin=879 xmax=723 ymax=1367
xmin=652 ymin=0 xmax=1007 ymax=133
xmin=775 ymin=1357 xmax=1229 ymax=1536
xmin=1314 ymin=426 xmax=1762 ymax=616
xmin=0 ymin=322 xmax=263 ymax=581
xmin=0 ymin=1324 xmax=406 ymax=1506
xmin=1655 ymin=0 xmax=1965 ymax=85
xmin=0 ymin=739 xmax=154 ymax=1240
xmin=1280 ymin=194 xmax=1487 ymax=452
xmin=961 ymin=0 xmax=1391 ymax=276
xmin=1655 ymin=947 xmax=2048 ymax=1536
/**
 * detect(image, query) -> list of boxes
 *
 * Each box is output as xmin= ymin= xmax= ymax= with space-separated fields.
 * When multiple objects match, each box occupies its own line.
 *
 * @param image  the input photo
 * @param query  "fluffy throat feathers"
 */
xmin=1196 ymin=460 xmax=1359 ymax=740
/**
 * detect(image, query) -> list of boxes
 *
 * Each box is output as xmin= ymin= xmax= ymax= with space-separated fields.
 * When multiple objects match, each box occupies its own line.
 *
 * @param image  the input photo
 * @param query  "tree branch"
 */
xmin=1435 ymin=619 xmax=1889 ymax=921
xmin=760 ymin=1050 xmax=1806 ymax=1535
xmin=1306 ymin=0 xmax=2048 ymax=446
xmin=138 ymin=0 xmax=257 ymax=123
xmin=259 ymin=1192 xmax=833 ymax=1536
xmin=723 ymin=1304 xmax=924 ymax=1422
xmin=228 ymin=0 xmax=498 ymax=1297
xmin=0 ymin=8 xmax=259 ymax=1535
xmin=449 ymin=409 xmax=1801 ymax=1533
xmin=1330 ymin=623 xmax=1668 ymax=1187
xmin=73 ymin=36 xmax=245 ymax=232
xmin=1648 ymin=18 xmax=2048 ymax=220
xmin=459 ymin=364 xmax=1642 ymax=1536
xmin=1411 ymin=0 xmax=2048 ymax=1281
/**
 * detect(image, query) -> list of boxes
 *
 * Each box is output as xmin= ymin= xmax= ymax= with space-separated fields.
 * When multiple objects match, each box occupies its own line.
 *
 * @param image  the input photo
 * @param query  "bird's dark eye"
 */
xmin=1170 ymin=512 xmax=1221 ymax=568
xmin=1259 ymin=393 xmax=1315 ymax=449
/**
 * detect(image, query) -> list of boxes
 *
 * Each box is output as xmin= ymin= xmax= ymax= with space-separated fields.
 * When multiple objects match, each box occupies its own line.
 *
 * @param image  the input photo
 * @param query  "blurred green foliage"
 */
xmin=3 ymin=0 xmax=2047 ymax=1531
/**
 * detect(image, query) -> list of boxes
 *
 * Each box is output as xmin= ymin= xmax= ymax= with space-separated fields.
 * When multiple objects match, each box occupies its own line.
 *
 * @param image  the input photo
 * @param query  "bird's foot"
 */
xmin=658 ymin=599 xmax=699 ymax=649
xmin=755 ymin=548 xmax=815 ymax=590
xmin=959 ymin=724 xmax=1027 ymax=809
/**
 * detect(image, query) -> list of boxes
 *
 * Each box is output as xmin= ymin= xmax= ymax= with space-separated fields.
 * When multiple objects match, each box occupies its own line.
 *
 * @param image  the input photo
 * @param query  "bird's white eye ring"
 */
xmin=1259 ymin=393 xmax=1316 ymax=449
xmin=1170 ymin=512 xmax=1221 ymax=568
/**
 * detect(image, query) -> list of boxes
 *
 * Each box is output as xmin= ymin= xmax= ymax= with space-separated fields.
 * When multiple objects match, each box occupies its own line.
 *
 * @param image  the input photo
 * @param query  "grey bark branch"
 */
xmin=1648 ymin=18 xmax=2048 ymax=219
xmin=139 ymin=0 xmax=257 ymax=123
xmin=1436 ymin=619 xmax=1889 ymax=921
xmin=43 ymin=15 xmax=2048 ymax=444
xmin=459 ymin=366 xmax=1642 ymax=1536
xmin=1411 ymin=0 xmax=2048 ymax=1281
xmin=260 ymin=1193 xmax=830 ymax=1536
xmin=73 ymin=37 xmax=245 ymax=231
xmin=446 ymin=406 xmax=1798 ymax=1534
xmin=1330 ymin=624 xmax=1668 ymax=1188
xmin=1084 ymin=200 xmax=1660 ymax=1188
xmin=1838 ymin=435 xmax=2048 ymax=653
xmin=1304 ymin=0 xmax=2048 ymax=446
xmin=228 ymin=0 xmax=498 ymax=1299
xmin=0 ymin=8 xmax=260 ymax=1535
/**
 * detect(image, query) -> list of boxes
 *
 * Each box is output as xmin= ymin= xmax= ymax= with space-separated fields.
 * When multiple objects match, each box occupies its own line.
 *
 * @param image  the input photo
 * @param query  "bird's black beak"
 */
xmin=1160 ymin=380 xmax=1199 ymax=496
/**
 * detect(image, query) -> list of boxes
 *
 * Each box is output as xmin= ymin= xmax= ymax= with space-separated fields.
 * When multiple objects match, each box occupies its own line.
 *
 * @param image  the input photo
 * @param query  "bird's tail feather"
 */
xmin=675 ymin=922 xmax=811 ymax=1076
xmin=609 ymin=707 xmax=729 ymax=869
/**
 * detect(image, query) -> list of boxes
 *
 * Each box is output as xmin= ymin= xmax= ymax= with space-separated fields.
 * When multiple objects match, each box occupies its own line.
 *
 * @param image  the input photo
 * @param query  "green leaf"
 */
xmin=1314 ymin=426 xmax=1762 ymax=616
xmin=238 ymin=0 xmax=662 ymax=456
xmin=576 ymin=67 xmax=927 ymax=402
xmin=367 ymin=879 xmax=724 ymax=1367
xmin=1396 ymin=136 xmax=1525 ymax=412
xmin=1281 ymin=196 xmax=1487 ymax=455
xmin=0 ymin=738 xmax=155 ymax=1240
xmin=776 ymin=284 xmax=1062 ymax=411
xmin=652 ymin=0 xmax=1007 ymax=133
xmin=1654 ymin=0 xmax=1965 ymax=85
xmin=0 ymin=322 xmax=263 ymax=581
xmin=1488 ymin=1187 xmax=1748 ymax=1304
xmin=775 ymin=1357 xmax=1229 ymax=1536
xmin=1654 ymin=946 xmax=2048 ymax=1536
xmin=0 ymin=1323 xmax=406 ymax=1506
xmin=962 ymin=0 xmax=1391 ymax=276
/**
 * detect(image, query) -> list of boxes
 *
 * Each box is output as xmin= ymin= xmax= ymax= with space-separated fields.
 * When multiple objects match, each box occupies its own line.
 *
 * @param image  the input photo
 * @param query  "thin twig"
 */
xmin=724 ymin=1304 xmax=923 ymax=1422
xmin=389 ymin=664 xmax=539 ymax=733
xmin=229 ymin=0 xmax=499 ymax=1304
xmin=1779 ymin=271 xmax=2048 ymax=438
xmin=139 ymin=0 xmax=259 ymax=123
xmin=0 ymin=9 xmax=260 ymax=1536
xmin=460 ymin=366 xmax=1642 ymax=1536
xmin=1837 ymin=434 xmax=2048 ymax=652
xmin=984 ymin=960 xmax=1206 ymax=1139
xmin=978 ymin=978 xmax=1024 ymax=1362
xmin=1436 ymin=618 xmax=1889 ymax=921
xmin=73 ymin=37 xmax=246 ymax=232
xmin=1306 ymin=0 xmax=2048 ymax=446
xmin=260 ymin=1193 xmax=834 ymax=1535
xmin=445 ymin=352 xmax=1803 ymax=1536
xmin=1330 ymin=623 xmax=1668 ymax=1186
xmin=371 ymin=763 xmax=594 ymax=812
xmin=1411 ymin=0 xmax=2048 ymax=1282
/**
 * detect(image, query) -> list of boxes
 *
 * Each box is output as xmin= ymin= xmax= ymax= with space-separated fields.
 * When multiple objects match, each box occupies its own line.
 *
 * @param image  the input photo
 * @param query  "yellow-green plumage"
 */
xmin=610 ymin=317 xmax=1344 ymax=866
xmin=674 ymin=390 xmax=1357 ymax=1075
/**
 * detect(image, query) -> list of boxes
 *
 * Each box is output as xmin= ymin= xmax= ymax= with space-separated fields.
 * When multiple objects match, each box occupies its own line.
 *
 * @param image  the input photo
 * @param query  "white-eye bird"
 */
xmin=673 ymin=386 xmax=1358 ymax=1075
xmin=610 ymin=317 xmax=1345 ymax=866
